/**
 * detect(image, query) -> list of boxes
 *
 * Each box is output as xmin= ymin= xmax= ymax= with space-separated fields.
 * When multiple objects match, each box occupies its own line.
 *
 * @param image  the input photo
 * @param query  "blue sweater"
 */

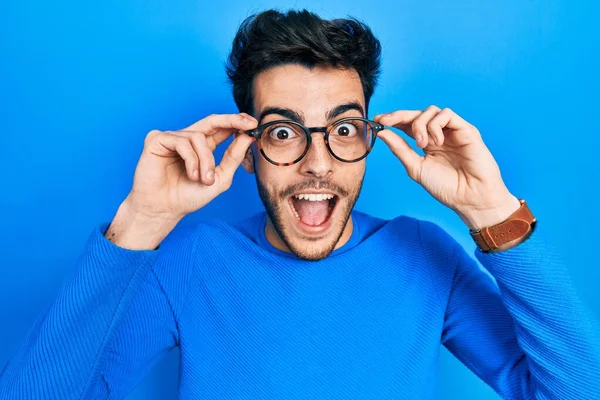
xmin=1 ymin=210 xmax=599 ymax=399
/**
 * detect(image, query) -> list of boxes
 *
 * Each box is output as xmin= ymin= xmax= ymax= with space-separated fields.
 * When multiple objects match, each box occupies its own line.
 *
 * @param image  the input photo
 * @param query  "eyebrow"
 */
xmin=257 ymin=100 xmax=365 ymax=125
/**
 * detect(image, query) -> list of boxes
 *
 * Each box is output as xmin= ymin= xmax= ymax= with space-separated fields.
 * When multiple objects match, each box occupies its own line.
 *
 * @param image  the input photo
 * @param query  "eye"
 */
xmin=332 ymin=122 xmax=359 ymax=137
xmin=268 ymin=125 xmax=298 ymax=141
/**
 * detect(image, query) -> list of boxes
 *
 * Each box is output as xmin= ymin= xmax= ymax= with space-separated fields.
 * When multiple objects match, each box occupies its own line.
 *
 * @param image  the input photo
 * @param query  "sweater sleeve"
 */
xmin=419 ymin=220 xmax=600 ymax=400
xmin=0 ymin=221 xmax=197 ymax=399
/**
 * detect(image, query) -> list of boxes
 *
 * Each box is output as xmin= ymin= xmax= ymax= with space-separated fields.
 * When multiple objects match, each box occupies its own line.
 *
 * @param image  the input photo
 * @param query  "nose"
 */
xmin=299 ymin=132 xmax=333 ymax=179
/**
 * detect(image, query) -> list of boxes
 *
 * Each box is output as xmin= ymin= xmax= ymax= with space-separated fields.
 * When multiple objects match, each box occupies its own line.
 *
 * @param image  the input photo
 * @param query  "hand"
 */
xmin=124 ymin=113 xmax=258 ymax=221
xmin=374 ymin=105 xmax=521 ymax=231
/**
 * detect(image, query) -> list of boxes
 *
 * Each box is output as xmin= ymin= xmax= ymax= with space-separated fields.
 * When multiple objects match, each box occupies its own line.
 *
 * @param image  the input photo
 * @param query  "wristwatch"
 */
xmin=470 ymin=199 xmax=536 ymax=253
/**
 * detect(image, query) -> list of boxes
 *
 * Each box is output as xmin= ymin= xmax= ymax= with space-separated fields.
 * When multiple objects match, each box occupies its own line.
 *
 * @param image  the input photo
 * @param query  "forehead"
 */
xmin=252 ymin=64 xmax=365 ymax=121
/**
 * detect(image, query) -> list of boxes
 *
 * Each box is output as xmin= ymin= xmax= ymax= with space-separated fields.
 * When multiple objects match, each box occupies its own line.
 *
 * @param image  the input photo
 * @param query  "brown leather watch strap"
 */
xmin=470 ymin=199 xmax=537 ymax=253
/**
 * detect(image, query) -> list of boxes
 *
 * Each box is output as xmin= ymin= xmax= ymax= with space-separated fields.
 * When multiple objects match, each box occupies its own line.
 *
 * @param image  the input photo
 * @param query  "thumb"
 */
xmin=378 ymin=129 xmax=423 ymax=181
xmin=214 ymin=133 xmax=256 ymax=189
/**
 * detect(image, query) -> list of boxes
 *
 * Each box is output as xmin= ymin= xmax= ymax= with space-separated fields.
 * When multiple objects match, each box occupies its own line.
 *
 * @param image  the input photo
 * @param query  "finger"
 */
xmin=206 ymin=129 xmax=241 ymax=150
xmin=411 ymin=105 xmax=442 ymax=148
xmin=158 ymin=133 xmax=200 ymax=181
xmin=427 ymin=109 xmax=452 ymax=148
xmin=214 ymin=133 xmax=256 ymax=190
xmin=174 ymin=129 xmax=232 ymax=152
xmin=377 ymin=129 xmax=423 ymax=181
xmin=430 ymin=108 xmax=479 ymax=146
xmin=238 ymin=112 xmax=256 ymax=121
xmin=188 ymin=132 xmax=216 ymax=186
xmin=437 ymin=107 xmax=471 ymax=130
xmin=374 ymin=110 xmax=423 ymax=145
xmin=374 ymin=110 xmax=422 ymax=129
xmin=181 ymin=113 xmax=258 ymax=144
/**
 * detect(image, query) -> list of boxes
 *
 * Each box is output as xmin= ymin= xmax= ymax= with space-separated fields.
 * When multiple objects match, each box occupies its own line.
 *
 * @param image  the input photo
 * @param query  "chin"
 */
xmin=255 ymin=174 xmax=361 ymax=261
xmin=279 ymin=193 xmax=351 ymax=261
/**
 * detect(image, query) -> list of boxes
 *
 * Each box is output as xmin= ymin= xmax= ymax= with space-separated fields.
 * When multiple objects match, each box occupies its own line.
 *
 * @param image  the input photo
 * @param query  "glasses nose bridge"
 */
xmin=307 ymin=126 xmax=329 ymax=137
xmin=305 ymin=126 xmax=330 ymax=151
xmin=301 ymin=126 xmax=333 ymax=177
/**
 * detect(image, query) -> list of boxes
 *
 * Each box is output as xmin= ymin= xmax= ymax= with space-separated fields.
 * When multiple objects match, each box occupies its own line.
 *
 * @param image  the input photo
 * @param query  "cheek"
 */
xmin=341 ymin=165 xmax=365 ymax=186
xmin=255 ymin=157 xmax=272 ymax=181
xmin=255 ymin=158 xmax=296 ymax=193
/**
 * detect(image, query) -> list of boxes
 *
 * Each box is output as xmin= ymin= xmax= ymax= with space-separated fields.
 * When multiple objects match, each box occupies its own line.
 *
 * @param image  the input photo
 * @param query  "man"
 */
xmin=1 ymin=8 xmax=599 ymax=400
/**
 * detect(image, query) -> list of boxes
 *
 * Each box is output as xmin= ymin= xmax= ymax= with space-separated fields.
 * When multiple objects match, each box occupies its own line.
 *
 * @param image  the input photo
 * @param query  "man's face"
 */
xmin=241 ymin=64 xmax=367 ymax=261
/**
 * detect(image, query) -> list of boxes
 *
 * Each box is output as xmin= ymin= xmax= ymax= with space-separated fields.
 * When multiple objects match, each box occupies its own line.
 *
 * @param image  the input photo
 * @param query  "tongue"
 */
xmin=293 ymin=199 xmax=330 ymax=226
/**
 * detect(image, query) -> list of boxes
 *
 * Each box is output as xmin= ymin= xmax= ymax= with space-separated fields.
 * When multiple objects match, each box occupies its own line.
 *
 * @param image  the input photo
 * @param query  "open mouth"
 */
xmin=288 ymin=193 xmax=339 ymax=227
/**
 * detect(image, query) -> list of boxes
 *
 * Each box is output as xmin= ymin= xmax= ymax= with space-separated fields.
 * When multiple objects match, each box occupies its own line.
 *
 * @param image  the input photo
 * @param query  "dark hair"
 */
xmin=225 ymin=9 xmax=382 ymax=117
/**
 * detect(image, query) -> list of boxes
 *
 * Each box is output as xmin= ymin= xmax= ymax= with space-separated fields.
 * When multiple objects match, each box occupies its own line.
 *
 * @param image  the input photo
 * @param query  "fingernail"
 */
xmin=416 ymin=135 xmax=423 ymax=142
xmin=193 ymin=170 xmax=199 ymax=179
xmin=206 ymin=170 xmax=214 ymax=180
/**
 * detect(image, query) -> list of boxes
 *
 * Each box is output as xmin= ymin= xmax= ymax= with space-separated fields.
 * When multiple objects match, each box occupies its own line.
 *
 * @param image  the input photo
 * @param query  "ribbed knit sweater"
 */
xmin=1 ymin=210 xmax=599 ymax=399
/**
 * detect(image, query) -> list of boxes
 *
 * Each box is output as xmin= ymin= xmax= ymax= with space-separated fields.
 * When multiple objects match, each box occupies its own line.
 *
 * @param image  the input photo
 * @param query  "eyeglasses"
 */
xmin=243 ymin=117 xmax=387 ymax=166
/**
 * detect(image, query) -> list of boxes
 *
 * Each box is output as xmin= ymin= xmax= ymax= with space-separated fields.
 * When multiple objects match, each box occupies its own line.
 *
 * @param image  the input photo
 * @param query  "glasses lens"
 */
xmin=328 ymin=118 xmax=374 ymax=162
xmin=259 ymin=122 xmax=308 ymax=164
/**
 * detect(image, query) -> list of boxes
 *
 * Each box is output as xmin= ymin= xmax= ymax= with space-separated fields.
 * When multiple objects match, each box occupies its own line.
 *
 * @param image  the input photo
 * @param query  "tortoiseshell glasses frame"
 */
xmin=243 ymin=117 xmax=387 ymax=166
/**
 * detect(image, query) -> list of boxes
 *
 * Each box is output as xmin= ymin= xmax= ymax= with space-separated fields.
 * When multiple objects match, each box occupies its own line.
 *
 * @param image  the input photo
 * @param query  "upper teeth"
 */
xmin=293 ymin=193 xmax=335 ymax=201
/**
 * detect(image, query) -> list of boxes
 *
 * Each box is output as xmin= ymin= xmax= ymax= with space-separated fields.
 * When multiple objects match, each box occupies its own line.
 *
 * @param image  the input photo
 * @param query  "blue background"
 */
xmin=1 ymin=1 xmax=598 ymax=398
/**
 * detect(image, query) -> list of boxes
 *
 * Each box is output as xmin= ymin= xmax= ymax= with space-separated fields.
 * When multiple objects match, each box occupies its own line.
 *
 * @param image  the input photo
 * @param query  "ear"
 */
xmin=240 ymin=141 xmax=255 ymax=174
